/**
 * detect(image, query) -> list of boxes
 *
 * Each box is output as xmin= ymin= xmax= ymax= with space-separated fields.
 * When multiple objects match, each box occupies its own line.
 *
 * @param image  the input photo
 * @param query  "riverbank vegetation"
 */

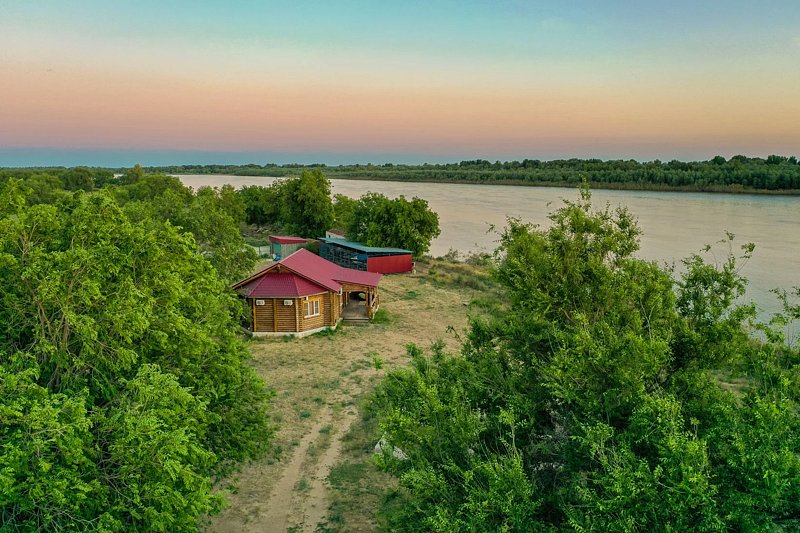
xmin=0 ymin=171 xmax=271 ymax=531
xmin=333 ymin=193 xmax=441 ymax=256
xmin=131 ymin=155 xmax=800 ymax=193
xmin=372 ymin=186 xmax=800 ymax=531
xmin=237 ymin=176 xmax=440 ymax=256
xmin=237 ymin=170 xmax=335 ymax=238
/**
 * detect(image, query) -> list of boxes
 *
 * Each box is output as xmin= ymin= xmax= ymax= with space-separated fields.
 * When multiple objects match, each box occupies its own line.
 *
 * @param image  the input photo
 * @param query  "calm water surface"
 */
xmin=178 ymin=175 xmax=800 ymax=322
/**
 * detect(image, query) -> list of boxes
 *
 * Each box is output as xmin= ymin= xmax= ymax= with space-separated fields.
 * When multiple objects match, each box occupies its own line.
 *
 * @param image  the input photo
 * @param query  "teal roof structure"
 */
xmin=318 ymin=237 xmax=412 ymax=255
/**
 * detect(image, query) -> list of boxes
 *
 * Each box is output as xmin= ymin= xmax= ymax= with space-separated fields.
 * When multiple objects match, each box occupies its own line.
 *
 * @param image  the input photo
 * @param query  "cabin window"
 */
xmin=304 ymin=298 xmax=321 ymax=318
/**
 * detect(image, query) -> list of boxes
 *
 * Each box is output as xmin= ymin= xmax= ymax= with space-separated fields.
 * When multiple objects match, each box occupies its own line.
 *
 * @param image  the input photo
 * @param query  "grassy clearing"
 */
xmin=421 ymin=253 xmax=497 ymax=292
xmin=416 ymin=256 xmax=506 ymax=321
xmin=210 ymin=258 xmax=490 ymax=532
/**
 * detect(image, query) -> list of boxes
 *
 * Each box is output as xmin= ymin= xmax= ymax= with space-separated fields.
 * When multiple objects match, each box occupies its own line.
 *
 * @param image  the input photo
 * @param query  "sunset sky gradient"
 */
xmin=2 ymin=0 xmax=799 ymax=165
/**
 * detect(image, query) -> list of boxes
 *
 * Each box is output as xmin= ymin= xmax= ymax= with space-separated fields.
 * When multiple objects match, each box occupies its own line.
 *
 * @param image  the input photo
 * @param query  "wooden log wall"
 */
xmin=252 ymin=297 xmax=299 ymax=332
xmin=252 ymin=291 xmax=344 ymax=333
xmin=253 ymin=298 xmax=274 ymax=332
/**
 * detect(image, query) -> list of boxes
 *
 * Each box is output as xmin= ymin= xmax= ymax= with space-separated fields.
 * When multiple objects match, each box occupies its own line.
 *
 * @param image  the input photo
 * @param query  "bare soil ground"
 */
xmin=209 ymin=262 xmax=483 ymax=532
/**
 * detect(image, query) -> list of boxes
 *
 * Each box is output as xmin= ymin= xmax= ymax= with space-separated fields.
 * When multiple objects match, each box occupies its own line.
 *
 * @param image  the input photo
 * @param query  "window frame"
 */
xmin=304 ymin=297 xmax=321 ymax=318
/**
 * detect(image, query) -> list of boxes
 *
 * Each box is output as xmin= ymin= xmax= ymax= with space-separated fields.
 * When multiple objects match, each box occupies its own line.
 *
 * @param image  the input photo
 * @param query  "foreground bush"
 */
xmin=374 ymin=186 xmax=800 ymax=531
xmin=0 ymin=182 xmax=271 ymax=531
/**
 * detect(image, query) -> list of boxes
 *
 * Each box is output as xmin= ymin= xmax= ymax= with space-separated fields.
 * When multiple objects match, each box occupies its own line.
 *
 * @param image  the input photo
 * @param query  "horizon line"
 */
xmin=2 ymin=147 xmax=799 ymax=169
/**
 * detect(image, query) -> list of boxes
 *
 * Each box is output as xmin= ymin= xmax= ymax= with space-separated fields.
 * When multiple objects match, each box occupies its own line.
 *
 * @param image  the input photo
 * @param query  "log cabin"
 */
xmin=232 ymin=248 xmax=382 ymax=336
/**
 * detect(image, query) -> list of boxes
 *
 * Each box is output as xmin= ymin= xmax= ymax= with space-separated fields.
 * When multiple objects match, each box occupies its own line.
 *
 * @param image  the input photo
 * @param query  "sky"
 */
xmin=1 ymin=0 xmax=799 ymax=166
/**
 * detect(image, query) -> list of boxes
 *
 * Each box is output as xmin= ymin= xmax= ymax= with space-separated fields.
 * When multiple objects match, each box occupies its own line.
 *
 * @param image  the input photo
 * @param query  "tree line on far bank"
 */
xmin=138 ymin=154 xmax=800 ymax=192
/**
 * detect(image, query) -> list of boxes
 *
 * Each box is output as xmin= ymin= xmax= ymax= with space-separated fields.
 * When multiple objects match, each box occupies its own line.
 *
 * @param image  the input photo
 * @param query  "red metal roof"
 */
xmin=335 ymin=266 xmax=383 ymax=287
xmin=241 ymin=272 xmax=325 ymax=298
xmin=269 ymin=235 xmax=307 ymax=244
xmin=281 ymin=249 xmax=381 ymax=288
xmin=233 ymin=249 xmax=381 ymax=298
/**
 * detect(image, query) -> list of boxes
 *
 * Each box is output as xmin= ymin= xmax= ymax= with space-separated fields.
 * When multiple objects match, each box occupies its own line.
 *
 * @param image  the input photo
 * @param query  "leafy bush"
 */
xmin=373 ymin=185 xmax=800 ymax=531
xmin=346 ymin=192 xmax=440 ymax=257
xmin=0 ymin=182 xmax=271 ymax=531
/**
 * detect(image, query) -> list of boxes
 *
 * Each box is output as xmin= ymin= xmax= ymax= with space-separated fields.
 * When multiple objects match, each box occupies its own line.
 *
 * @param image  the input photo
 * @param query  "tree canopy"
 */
xmin=282 ymin=169 xmax=335 ymax=237
xmin=343 ymin=192 xmax=440 ymax=256
xmin=0 ymin=180 xmax=271 ymax=531
xmin=373 ymin=185 xmax=800 ymax=531
xmin=237 ymin=170 xmax=335 ymax=238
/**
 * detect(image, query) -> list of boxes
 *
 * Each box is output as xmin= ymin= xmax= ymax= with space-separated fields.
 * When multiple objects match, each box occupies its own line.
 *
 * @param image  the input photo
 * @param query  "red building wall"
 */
xmin=367 ymin=254 xmax=413 ymax=274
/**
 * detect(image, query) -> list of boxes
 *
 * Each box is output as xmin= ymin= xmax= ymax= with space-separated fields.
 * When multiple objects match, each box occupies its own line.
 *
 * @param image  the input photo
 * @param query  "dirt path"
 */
xmin=209 ymin=266 xmax=476 ymax=532
xmin=300 ymin=409 xmax=358 ymax=531
xmin=261 ymin=408 xmax=334 ymax=532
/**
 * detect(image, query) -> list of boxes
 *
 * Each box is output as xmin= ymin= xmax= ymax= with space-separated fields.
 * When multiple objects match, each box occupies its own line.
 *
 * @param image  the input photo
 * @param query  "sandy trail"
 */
xmin=300 ymin=409 xmax=359 ymax=531
xmin=261 ymin=408 xmax=334 ymax=532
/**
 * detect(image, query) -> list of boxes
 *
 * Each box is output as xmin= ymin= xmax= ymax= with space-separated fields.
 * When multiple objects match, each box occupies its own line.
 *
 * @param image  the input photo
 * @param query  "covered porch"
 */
xmin=341 ymin=284 xmax=380 ymax=323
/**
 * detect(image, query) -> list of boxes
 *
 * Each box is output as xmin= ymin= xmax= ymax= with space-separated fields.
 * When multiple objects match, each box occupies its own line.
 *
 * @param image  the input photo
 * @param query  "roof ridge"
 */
xmin=234 ymin=248 xmax=381 ymax=294
xmin=279 ymin=249 xmax=342 ymax=292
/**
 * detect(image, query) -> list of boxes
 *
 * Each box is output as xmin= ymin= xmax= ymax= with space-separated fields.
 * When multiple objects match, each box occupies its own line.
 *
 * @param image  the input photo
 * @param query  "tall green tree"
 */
xmin=121 ymin=178 xmax=257 ymax=283
xmin=175 ymin=186 xmax=256 ymax=282
xmin=22 ymin=172 xmax=65 ymax=205
xmin=61 ymin=167 xmax=95 ymax=192
xmin=238 ymin=182 xmax=286 ymax=226
xmin=348 ymin=192 xmax=440 ymax=256
xmin=332 ymin=193 xmax=358 ymax=231
xmin=217 ymin=183 xmax=247 ymax=226
xmin=119 ymin=163 xmax=145 ymax=185
xmin=282 ymin=169 xmax=335 ymax=237
xmin=124 ymin=172 xmax=191 ymax=203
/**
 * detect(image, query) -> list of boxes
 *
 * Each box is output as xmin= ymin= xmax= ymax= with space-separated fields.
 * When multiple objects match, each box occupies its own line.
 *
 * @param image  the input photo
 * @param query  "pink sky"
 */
xmin=2 ymin=1 xmax=799 ymax=163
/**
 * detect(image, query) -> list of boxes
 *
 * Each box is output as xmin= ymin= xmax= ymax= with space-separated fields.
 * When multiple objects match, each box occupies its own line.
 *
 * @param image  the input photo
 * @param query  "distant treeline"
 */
xmin=5 ymin=155 xmax=800 ymax=192
xmin=146 ymin=163 xmax=298 ymax=177
xmin=136 ymin=155 xmax=800 ymax=193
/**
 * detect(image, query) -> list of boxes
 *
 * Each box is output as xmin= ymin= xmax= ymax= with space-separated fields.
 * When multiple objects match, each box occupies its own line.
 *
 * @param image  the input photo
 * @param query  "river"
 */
xmin=177 ymin=175 xmax=800 ymax=324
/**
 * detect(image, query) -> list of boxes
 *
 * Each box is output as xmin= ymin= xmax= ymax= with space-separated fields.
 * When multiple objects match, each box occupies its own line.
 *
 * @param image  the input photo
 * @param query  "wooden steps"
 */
xmin=343 ymin=316 xmax=370 ymax=326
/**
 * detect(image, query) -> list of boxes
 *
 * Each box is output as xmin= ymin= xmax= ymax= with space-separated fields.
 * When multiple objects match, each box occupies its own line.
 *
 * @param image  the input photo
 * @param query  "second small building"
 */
xmin=318 ymin=237 xmax=413 ymax=274
xmin=269 ymin=235 xmax=307 ymax=260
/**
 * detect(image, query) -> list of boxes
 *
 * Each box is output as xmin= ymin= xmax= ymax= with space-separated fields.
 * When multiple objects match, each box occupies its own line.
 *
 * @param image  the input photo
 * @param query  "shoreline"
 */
xmin=178 ymin=172 xmax=800 ymax=197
